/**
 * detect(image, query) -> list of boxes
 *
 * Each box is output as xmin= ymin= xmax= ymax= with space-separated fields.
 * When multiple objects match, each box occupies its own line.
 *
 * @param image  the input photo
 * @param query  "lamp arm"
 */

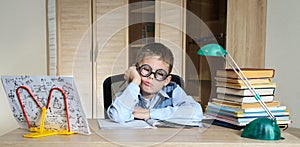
xmin=221 ymin=53 xmax=275 ymax=120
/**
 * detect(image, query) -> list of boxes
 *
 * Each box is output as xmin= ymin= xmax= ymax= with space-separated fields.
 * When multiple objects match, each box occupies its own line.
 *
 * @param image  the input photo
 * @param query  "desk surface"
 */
xmin=0 ymin=119 xmax=299 ymax=147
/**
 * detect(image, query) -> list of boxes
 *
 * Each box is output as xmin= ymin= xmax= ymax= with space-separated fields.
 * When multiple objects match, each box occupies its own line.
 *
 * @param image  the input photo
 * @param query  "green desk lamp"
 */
xmin=198 ymin=43 xmax=281 ymax=140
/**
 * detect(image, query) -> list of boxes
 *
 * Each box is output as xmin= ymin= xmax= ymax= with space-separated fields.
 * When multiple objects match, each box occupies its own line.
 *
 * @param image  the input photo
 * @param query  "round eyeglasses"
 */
xmin=136 ymin=64 xmax=169 ymax=81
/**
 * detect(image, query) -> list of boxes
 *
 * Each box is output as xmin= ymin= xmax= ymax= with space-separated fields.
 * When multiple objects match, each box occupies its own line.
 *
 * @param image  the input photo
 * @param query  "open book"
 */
xmin=97 ymin=119 xmax=203 ymax=129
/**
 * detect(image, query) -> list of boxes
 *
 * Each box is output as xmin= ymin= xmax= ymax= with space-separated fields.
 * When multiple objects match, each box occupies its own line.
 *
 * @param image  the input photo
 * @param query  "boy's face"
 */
xmin=138 ymin=56 xmax=171 ymax=99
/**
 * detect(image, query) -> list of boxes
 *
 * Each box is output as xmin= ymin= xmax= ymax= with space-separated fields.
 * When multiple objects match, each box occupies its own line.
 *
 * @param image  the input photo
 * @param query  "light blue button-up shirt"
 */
xmin=107 ymin=82 xmax=203 ymax=123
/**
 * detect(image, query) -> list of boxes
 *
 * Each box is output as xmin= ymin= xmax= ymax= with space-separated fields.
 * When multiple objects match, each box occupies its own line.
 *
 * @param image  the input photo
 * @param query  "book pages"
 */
xmin=1 ymin=75 xmax=91 ymax=135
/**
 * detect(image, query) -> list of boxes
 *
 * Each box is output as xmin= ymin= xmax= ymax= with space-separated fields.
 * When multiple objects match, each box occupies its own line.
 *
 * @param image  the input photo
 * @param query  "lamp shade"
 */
xmin=197 ymin=44 xmax=227 ymax=56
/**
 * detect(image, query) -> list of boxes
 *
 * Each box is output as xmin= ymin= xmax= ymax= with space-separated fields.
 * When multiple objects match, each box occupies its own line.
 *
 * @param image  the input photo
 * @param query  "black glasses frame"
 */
xmin=136 ymin=63 xmax=169 ymax=81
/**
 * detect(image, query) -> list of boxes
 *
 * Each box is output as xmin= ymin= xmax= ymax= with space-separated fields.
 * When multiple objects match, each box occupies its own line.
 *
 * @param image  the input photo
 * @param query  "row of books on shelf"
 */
xmin=206 ymin=68 xmax=292 ymax=128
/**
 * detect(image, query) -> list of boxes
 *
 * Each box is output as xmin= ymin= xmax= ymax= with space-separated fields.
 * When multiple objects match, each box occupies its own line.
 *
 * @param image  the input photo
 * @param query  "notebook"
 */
xmin=1 ymin=75 xmax=91 ymax=135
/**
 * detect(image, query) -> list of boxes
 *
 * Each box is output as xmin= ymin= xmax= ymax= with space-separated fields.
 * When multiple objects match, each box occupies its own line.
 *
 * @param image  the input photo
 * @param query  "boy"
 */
xmin=107 ymin=43 xmax=203 ymax=123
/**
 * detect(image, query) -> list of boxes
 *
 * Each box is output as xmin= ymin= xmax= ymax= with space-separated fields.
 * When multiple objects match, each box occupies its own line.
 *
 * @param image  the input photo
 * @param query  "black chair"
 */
xmin=102 ymin=74 xmax=184 ymax=116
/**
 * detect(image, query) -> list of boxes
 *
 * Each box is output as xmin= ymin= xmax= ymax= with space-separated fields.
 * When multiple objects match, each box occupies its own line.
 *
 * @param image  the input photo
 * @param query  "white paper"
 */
xmin=1 ymin=75 xmax=91 ymax=135
xmin=152 ymin=119 xmax=203 ymax=128
xmin=98 ymin=119 xmax=154 ymax=129
xmin=98 ymin=118 xmax=203 ymax=129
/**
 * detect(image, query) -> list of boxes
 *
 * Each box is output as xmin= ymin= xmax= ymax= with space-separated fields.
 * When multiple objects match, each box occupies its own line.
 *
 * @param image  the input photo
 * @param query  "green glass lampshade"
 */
xmin=198 ymin=43 xmax=282 ymax=140
xmin=197 ymin=44 xmax=227 ymax=56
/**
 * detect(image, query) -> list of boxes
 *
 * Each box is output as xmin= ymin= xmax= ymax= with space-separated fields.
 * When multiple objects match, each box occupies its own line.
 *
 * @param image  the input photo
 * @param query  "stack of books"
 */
xmin=206 ymin=68 xmax=291 ymax=128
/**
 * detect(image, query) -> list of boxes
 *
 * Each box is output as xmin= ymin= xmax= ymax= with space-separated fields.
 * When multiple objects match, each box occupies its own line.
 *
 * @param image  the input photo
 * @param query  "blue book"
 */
xmin=207 ymin=102 xmax=287 ymax=113
xmin=206 ymin=109 xmax=290 ymax=118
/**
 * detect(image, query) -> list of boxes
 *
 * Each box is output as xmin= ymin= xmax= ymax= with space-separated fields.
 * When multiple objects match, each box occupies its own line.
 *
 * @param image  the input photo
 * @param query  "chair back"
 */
xmin=102 ymin=74 xmax=184 ymax=114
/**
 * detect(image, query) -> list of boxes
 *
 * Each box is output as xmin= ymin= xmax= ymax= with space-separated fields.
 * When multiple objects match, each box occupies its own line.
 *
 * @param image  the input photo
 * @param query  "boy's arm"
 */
xmin=150 ymin=86 xmax=203 ymax=121
xmin=107 ymin=82 xmax=140 ymax=123
xmin=133 ymin=107 xmax=150 ymax=120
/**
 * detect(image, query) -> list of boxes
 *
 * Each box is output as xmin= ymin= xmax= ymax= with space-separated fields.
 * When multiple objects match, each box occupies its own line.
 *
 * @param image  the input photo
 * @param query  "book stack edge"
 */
xmin=205 ymin=68 xmax=292 ymax=128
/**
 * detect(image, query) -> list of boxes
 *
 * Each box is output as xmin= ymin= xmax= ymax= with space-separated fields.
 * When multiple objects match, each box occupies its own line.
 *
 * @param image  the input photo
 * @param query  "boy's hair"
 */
xmin=136 ymin=43 xmax=174 ymax=73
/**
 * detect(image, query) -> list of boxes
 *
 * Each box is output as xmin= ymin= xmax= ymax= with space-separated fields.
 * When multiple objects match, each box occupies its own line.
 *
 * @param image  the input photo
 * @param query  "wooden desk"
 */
xmin=0 ymin=119 xmax=299 ymax=147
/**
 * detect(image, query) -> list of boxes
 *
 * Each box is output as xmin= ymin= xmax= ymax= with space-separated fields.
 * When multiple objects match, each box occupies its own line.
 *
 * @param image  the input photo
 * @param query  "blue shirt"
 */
xmin=107 ymin=82 xmax=203 ymax=123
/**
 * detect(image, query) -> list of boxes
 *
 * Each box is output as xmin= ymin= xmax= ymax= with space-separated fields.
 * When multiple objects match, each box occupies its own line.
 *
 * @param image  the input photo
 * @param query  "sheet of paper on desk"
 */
xmin=98 ymin=119 xmax=204 ymax=129
xmin=1 ymin=75 xmax=91 ymax=135
xmin=150 ymin=119 xmax=204 ymax=128
xmin=98 ymin=119 xmax=154 ymax=129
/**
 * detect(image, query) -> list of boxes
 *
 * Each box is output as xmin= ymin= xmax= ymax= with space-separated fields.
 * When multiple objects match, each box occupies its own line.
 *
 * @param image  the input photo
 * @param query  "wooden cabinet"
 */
xmin=93 ymin=0 xmax=128 ymax=118
xmin=227 ymin=0 xmax=266 ymax=68
xmin=185 ymin=0 xmax=227 ymax=106
xmin=47 ymin=0 xmax=185 ymax=118
xmin=155 ymin=0 xmax=186 ymax=76
xmin=128 ymin=0 xmax=156 ymax=65
xmin=47 ymin=0 xmax=93 ymax=118
xmin=185 ymin=0 xmax=267 ymax=110
xmin=47 ymin=0 xmax=266 ymax=117
xmin=128 ymin=0 xmax=186 ymax=77
xmin=47 ymin=0 xmax=128 ymax=118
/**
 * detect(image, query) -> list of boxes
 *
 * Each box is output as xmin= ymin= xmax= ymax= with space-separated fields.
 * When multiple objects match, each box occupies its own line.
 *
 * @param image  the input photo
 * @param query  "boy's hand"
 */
xmin=124 ymin=65 xmax=141 ymax=85
xmin=133 ymin=107 xmax=150 ymax=120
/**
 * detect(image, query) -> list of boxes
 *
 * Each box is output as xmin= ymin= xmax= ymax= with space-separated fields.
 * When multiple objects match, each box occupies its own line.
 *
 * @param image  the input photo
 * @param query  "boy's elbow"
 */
xmin=191 ymin=103 xmax=203 ymax=121
xmin=197 ymin=103 xmax=204 ymax=120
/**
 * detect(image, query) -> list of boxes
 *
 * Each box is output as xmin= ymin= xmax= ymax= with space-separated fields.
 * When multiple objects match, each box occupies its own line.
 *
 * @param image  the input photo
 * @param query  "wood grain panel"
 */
xmin=56 ymin=0 xmax=93 ymax=118
xmin=93 ymin=0 xmax=128 ymax=118
xmin=155 ymin=0 xmax=185 ymax=76
xmin=226 ymin=0 xmax=267 ymax=68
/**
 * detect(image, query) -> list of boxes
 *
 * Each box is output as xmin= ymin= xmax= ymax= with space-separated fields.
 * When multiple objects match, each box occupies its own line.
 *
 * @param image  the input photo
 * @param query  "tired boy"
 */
xmin=107 ymin=43 xmax=203 ymax=123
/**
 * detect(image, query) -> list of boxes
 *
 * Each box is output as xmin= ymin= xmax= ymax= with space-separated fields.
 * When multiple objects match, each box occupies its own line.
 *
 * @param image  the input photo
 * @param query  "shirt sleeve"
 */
xmin=149 ymin=86 xmax=203 ymax=121
xmin=107 ymin=82 xmax=140 ymax=123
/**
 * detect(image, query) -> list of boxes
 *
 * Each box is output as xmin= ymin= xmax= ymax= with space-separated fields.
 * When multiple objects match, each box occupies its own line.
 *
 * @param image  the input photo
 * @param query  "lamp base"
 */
xmin=241 ymin=118 xmax=281 ymax=140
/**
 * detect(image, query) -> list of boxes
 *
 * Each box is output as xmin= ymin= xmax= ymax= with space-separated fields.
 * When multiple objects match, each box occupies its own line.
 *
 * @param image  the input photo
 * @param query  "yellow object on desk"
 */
xmin=24 ymin=108 xmax=75 ymax=138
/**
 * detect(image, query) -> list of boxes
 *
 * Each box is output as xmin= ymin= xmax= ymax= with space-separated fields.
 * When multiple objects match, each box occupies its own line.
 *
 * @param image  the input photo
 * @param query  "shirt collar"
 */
xmin=158 ymin=89 xmax=170 ymax=99
xmin=138 ymin=89 xmax=171 ymax=101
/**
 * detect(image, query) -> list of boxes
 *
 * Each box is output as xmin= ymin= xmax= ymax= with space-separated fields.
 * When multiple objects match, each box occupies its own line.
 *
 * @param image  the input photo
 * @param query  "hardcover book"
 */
xmin=216 ymin=93 xmax=274 ymax=103
xmin=216 ymin=82 xmax=276 ymax=89
xmin=206 ymin=108 xmax=290 ymax=118
xmin=206 ymin=112 xmax=291 ymax=126
xmin=216 ymin=86 xmax=275 ymax=96
xmin=211 ymin=98 xmax=280 ymax=109
xmin=207 ymin=102 xmax=287 ymax=113
xmin=216 ymin=68 xmax=275 ymax=79
xmin=214 ymin=77 xmax=272 ymax=84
